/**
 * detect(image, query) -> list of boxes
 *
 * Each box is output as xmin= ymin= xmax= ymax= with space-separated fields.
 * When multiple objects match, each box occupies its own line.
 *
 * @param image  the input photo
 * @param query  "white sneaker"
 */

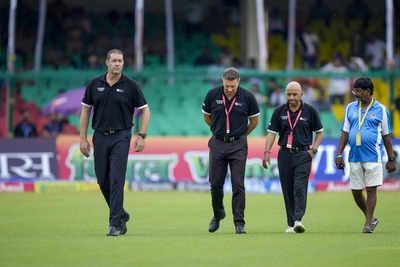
xmin=285 ymin=226 xmax=295 ymax=233
xmin=294 ymin=221 xmax=305 ymax=233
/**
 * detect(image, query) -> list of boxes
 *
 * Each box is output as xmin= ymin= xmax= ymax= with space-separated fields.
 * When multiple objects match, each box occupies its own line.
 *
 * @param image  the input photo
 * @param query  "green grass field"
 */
xmin=1 ymin=191 xmax=400 ymax=267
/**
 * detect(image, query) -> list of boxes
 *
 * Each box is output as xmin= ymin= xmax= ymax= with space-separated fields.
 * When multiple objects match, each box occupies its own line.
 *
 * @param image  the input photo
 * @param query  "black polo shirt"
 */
xmin=81 ymin=74 xmax=147 ymax=131
xmin=202 ymin=86 xmax=260 ymax=136
xmin=268 ymin=102 xmax=323 ymax=147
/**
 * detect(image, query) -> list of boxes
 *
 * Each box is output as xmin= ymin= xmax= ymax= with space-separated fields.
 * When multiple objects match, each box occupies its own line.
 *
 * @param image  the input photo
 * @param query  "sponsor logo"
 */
xmin=58 ymin=138 xmax=400 ymax=190
xmin=299 ymin=117 xmax=307 ymax=121
xmin=216 ymin=100 xmax=223 ymax=104
xmin=176 ymin=182 xmax=210 ymax=192
xmin=116 ymin=88 xmax=124 ymax=93
xmin=0 ymin=182 xmax=25 ymax=192
xmin=35 ymin=182 xmax=80 ymax=193
xmin=97 ymin=87 xmax=104 ymax=92
xmin=131 ymin=182 xmax=174 ymax=191
xmin=234 ymin=102 xmax=243 ymax=106
xmin=371 ymin=113 xmax=376 ymax=119
xmin=0 ymin=152 xmax=57 ymax=179
xmin=280 ymin=116 xmax=288 ymax=120
xmin=183 ymin=151 xmax=279 ymax=183
xmin=65 ymin=145 xmax=178 ymax=182
xmin=33 ymin=182 xmax=125 ymax=193
xmin=222 ymin=179 xmax=315 ymax=194
xmin=316 ymin=182 xmax=350 ymax=192
xmin=79 ymin=182 xmax=100 ymax=192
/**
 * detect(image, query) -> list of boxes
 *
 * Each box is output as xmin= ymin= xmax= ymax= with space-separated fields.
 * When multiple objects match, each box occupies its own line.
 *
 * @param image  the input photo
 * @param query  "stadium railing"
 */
xmin=1 ymin=68 xmax=399 ymax=138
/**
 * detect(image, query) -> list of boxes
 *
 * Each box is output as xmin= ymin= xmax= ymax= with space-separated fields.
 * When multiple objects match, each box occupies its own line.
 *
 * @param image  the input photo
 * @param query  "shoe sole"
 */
xmin=294 ymin=225 xmax=305 ymax=233
xmin=106 ymin=232 xmax=121 ymax=236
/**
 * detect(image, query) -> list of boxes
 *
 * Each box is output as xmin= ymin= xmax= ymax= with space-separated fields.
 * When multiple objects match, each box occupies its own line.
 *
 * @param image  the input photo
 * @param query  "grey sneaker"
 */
xmin=370 ymin=218 xmax=379 ymax=231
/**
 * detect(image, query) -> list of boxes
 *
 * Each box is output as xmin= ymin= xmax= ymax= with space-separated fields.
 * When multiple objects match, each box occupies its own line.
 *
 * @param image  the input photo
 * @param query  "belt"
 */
xmin=101 ymin=129 xmax=121 ymax=136
xmin=280 ymin=146 xmax=309 ymax=153
xmin=215 ymin=135 xmax=241 ymax=143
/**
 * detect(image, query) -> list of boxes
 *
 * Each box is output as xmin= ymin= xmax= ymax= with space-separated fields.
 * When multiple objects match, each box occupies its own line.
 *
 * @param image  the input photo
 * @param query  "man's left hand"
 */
xmin=386 ymin=160 xmax=396 ymax=173
xmin=307 ymin=150 xmax=315 ymax=159
xmin=134 ymin=135 xmax=145 ymax=152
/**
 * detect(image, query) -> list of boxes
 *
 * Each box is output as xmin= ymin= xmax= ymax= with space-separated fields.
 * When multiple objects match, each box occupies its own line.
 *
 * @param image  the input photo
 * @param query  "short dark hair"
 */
xmin=222 ymin=67 xmax=240 ymax=80
xmin=353 ymin=77 xmax=374 ymax=95
xmin=106 ymin=49 xmax=124 ymax=60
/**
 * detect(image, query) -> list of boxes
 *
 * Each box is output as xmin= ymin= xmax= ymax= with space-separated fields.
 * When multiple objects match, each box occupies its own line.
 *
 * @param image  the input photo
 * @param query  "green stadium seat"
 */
xmin=319 ymin=111 xmax=340 ymax=138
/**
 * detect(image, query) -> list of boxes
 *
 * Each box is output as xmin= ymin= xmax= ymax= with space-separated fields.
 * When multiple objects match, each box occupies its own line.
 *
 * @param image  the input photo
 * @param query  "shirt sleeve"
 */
xmin=81 ymin=80 xmax=94 ymax=107
xmin=267 ymin=108 xmax=281 ymax=134
xmin=341 ymin=104 xmax=350 ymax=133
xmin=311 ymin=106 xmax=323 ymax=132
xmin=202 ymin=91 xmax=212 ymax=115
xmin=381 ymin=104 xmax=392 ymax=135
xmin=132 ymin=81 xmax=148 ymax=109
xmin=247 ymin=92 xmax=260 ymax=118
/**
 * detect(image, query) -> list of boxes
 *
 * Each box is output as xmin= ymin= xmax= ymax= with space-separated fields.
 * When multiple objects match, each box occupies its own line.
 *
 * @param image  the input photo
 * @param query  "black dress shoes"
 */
xmin=208 ymin=212 xmax=226 ymax=233
xmin=120 ymin=212 xmax=130 ymax=235
xmin=235 ymin=224 xmax=246 ymax=234
xmin=106 ymin=226 xmax=122 ymax=236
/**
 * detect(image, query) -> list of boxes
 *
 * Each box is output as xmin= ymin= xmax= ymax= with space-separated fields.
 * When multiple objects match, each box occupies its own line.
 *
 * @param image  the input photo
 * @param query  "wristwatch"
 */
xmin=388 ymin=155 xmax=396 ymax=161
xmin=312 ymin=147 xmax=318 ymax=154
xmin=138 ymin=133 xmax=147 ymax=139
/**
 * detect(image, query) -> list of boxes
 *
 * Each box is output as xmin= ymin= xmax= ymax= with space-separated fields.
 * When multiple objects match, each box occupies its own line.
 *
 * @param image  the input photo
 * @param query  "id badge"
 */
xmin=286 ymin=132 xmax=293 ymax=148
xmin=356 ymin=132 xmax=362 ymax=146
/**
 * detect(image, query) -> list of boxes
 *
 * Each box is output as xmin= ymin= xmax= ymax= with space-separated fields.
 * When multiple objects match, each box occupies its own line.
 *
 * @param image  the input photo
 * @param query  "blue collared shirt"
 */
xmin=341 ymin=99 xmax=392 ymax=162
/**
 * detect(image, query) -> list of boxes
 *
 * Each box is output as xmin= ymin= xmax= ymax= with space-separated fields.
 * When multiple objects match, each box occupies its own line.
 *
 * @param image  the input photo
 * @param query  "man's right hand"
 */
xmin=80 ymin=139 xmax=90 ymax=158
xmin=262 ymin=152 xmax=270 ymax=169
xmin=335 ymin=156 xmax=345 ymax=169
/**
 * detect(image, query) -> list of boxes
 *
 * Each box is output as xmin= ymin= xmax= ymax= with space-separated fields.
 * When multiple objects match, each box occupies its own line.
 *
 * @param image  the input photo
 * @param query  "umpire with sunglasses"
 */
xmin=202 ymin=67 xmax=259 ymax=234
xmin=80 ymin=49 xmax=150 ymax=236
xmin=263 ymin=81 xmax=323 ymax=233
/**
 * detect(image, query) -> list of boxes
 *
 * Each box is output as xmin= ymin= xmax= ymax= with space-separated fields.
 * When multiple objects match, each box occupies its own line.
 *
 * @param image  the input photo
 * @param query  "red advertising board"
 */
xmin=0 ymin=182 xmax=34 ymax=192
xmin=56 ymin=136 xmax=277 ymax=182
xmin=56 ymin=136 xmax=400 ymax=189
xmin=1 ymin=136 xmax=399 ymax=192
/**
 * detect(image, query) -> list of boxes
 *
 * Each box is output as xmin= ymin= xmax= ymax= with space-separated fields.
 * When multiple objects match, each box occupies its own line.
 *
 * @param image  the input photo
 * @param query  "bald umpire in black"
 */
xmin=263 ymin=81 xmax=323 ymax=233
xmin=202 ymin=67 xmax=259 ymax=234
xmin=80 ymin=49 xmax=150 ymax=236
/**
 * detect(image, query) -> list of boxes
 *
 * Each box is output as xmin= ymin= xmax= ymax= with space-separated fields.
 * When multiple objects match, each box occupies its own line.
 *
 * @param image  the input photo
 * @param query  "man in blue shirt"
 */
xmin=335 ymin=77 xmax=396 ymax=233
xmin=14 ymin=111 xmax=38 ymax=137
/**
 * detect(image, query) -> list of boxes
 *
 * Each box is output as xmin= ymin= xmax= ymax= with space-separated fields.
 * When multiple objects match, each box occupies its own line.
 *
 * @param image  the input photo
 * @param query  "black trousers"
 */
xmin=93 ymin=129 xmax=131 ymax=227
xmin=208 ymin=136 xmax=248 ymax=225
xmin=277 ymin=149 xmax=312 ymax=227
